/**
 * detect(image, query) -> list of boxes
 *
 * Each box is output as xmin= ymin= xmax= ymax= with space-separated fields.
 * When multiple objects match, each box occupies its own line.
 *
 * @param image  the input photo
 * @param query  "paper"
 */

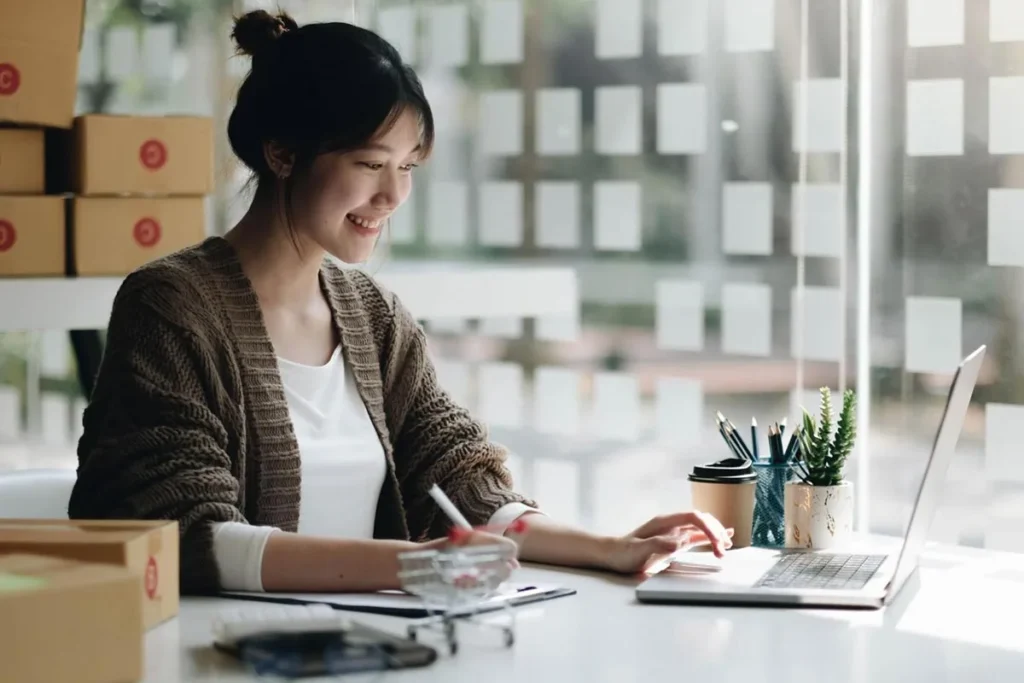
xmin=907 ymin=0 xmax=963 ymax=47
xmin=537 ymin=88 xmax=581 ymax=156
xmin=791 ymin=183 xmax=843 ymax=258
xmin=657 ymin=83 xmax=707 ymax=154
xmin=433 ymin=360 xmax=471 ymax=407
xmin=105 ymin=26 xmax=138 ymax=81
xmin=793 ymin=79 xmax=843 ymax=153
xmin=989 ymin=77 xmax=1024 ymax=155
xmin=656 ymin=280 xmax=704 ymax=351
xmin=478 ymin=317 xmax=523 ymax=338
xmin=428 ymin=181 xmax=468 ymax=245
xmin=985 ymin=403 xmax=1024 ymax=484
xmin=988 ymin=189 xmax=1024 ymax=266
xmin=722 ymin=283 xmax=771 ymax=357
xmin=723 ymin=183 xmax=773 ymax=255
xmin=658 ymin=0 xmax=707 ymax=56
xmin=481 ymin=0 xmax=523 ymax=64
xmin=596 ymin=86 xmax=642 ymax=155
xmin=592 ymin=372 xmax=640 ymax=441
xmin=428 ymin=3 xmax=469 ymax=67
xmin=906 ymin=79 xmax=963 ymax=156
xmin=479 ymin=181 xmax=523 ymax=247
xmin=990 ymin=0 xmax=1024 ymax=42
xmin=656 ymin=377 xmax=703 ymax=446
xmin=377 ymin=7 xmax=418 ymax=63
xmin=535 ymin=181 xmax=580 ymax=248
xmin=0 ymin=386 xmax=18 ymax=438
xmin=725 ymin=0 xmax=774 ymax=53
xmin=533 ymin=366 xmax=581 ymax=436
xmin=222 ymin=583 xmax=568 ymax=618
xmin=142 ymin=24 xmax=175 ymax=81
xmin=905 ymin=296 xmax=962 ymax=374
xmin=479 ymin=90 xmax=523 ymax=156
xmin=388 ymin=195 xmax=417 ymax=245
xmin=790 ymin=286 xmax=842 ymax=362
xmin=478 ymin=362 xmax=524 ymax=428
xmin=595 ymin=181 xmax=642 ymax=251
xmin=596 ymin=0 xmax=643 ymax=59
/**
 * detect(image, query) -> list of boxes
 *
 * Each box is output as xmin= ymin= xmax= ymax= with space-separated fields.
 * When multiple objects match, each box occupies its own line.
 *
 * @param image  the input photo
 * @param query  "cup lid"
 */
xmin=688 ymin=457 xmax=757 ymax=484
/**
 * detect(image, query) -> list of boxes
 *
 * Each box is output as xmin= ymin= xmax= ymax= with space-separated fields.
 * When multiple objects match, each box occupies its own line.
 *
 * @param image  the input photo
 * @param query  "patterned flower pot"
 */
xmin=784 ymin=481 xmax=854 ymax=549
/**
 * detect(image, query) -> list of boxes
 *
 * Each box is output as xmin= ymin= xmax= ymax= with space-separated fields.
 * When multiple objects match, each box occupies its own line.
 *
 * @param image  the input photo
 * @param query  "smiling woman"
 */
xmin=66 ymin=9 xmax=731 ymax=597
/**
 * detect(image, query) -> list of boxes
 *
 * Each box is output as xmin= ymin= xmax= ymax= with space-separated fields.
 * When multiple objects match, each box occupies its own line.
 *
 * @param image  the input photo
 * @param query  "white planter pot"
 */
xmin=784 ymin=481 xmax=854 ymax=549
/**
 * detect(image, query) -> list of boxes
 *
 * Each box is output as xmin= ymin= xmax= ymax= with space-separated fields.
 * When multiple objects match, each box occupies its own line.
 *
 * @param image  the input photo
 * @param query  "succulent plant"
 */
xmin=795 ymin=387 xmax=856 ymax=486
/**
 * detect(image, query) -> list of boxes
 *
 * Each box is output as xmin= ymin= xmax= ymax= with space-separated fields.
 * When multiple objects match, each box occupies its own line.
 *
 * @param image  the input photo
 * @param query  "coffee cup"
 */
xmin=688 ymin=457 xmax=757 ymax=548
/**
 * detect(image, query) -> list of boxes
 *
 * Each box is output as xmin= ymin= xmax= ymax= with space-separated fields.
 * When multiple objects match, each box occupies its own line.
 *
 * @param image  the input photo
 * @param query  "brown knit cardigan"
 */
xmin=68 ymin=236 xmax=533 ymax=594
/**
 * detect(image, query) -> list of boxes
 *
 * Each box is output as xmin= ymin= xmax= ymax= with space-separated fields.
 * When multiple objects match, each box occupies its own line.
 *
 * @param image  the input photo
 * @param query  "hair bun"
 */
xmin=232 ymin=10 xmax=298 ymax=58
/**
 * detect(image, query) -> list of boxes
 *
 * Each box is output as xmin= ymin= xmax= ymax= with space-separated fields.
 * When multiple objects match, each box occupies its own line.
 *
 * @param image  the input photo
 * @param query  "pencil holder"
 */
xmin=751 ymin=462 xmax=797 ymax=548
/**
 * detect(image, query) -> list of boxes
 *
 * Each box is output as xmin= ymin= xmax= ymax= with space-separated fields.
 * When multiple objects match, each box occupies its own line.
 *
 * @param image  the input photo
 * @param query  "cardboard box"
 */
xmin=0 ymin=195 xmax=64 ymax=276
xmin=70 ymin=196 xmax=206 ymax=275
xmin=0 ymin=127 xmax=44 ymax=192
xmin=73 ymin=115 xmax=214 ymax=195
xmin=0 ymin=553 xmax=143 ymax=683
xmin=0 ymin=519 xmax=180 ymax=630
xmin=0 ymin=1 xmax=85 ymax=128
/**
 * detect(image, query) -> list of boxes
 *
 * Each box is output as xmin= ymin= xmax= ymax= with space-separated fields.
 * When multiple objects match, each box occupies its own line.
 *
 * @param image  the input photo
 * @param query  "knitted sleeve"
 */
xmin=376 ymin=285 xmax=538 ymax=541
xmin=68 ymin=272 xmax=245 ymax=595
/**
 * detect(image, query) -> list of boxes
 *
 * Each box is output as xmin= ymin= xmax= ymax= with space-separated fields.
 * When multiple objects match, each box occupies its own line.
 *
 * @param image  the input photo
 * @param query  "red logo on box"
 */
xmin=133 ymin=218 xmax=161 ymax=247
xmin=0 ymin=64 xmax=19 ymax=96
xmin=0 ymin=220 xmax=15 ymax=252
xmin=139 ymin=139 xmax=167 ymax=170
xmin=145 ymin=556 xmax=159 ymax=599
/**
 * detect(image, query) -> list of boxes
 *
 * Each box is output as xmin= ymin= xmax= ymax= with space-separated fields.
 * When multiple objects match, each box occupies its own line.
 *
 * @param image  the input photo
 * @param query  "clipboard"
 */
xmin=220 ymin=582 xmax=576 ymax=619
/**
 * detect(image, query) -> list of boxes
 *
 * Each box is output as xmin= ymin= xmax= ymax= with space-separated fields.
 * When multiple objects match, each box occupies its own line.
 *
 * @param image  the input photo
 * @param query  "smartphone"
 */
xmin=219 ymin=624 xmax=438 ymax=678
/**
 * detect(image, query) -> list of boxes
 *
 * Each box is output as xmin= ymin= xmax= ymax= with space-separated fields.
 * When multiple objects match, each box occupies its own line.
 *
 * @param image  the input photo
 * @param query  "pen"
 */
xmin=751 ymin=417 xmax=759 ymax=462
xmin=428 ymin=484 xmax=472 ymax=531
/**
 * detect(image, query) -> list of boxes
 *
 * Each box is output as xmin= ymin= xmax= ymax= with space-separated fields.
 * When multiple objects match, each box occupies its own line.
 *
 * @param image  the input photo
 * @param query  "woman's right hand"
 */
xmin=423 ymin=529 xmax=521 ymax=577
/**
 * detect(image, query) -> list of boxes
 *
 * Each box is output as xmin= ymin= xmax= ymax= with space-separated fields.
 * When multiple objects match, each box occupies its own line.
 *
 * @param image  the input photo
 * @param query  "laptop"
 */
xmin=636 ymin=345 xmax=986 ymax=610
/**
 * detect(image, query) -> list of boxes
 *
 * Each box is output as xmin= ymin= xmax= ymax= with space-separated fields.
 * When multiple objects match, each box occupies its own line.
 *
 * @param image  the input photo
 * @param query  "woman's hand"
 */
xmin=423 ymin=529 xmax=521 ymax=578
xmin=599 ymin=511 xmax=734 ymax=575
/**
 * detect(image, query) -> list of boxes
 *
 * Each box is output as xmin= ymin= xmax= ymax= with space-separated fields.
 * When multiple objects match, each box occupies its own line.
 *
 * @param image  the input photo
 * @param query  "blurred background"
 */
xmin=2 ymin=0 xmax=1023 ymax=553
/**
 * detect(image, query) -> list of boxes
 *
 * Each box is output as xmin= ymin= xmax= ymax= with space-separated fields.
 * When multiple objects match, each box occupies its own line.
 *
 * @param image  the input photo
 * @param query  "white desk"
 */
xmin=142 ymin=543 xmax=1024 ymax=682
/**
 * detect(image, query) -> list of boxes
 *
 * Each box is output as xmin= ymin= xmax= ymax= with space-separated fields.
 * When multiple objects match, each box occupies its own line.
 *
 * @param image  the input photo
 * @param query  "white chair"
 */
xmin=0 ymin=469 xmax=76 ymax=519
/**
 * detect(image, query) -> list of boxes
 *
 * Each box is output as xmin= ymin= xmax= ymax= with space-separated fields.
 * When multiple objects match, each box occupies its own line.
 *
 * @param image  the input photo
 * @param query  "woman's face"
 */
xmin=288 ymin=108 xmax=422 ymax=264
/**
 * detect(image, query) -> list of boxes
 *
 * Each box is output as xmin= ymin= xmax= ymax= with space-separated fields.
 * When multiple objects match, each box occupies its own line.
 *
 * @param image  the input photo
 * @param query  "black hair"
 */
xmin=227 ymin=10 xmax=434 ymax=238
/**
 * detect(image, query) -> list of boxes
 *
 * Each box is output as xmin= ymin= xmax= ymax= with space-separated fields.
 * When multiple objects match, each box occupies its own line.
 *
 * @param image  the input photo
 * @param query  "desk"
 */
xmin=143 ymin=543 xmax=1024 ymax=682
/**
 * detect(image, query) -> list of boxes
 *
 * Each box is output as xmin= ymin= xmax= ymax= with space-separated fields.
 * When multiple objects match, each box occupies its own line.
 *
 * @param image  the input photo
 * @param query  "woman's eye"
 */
xmin=359 ymin=162 xmax=384 ymax=170
xmin=400 ymin=163 xmax=419 ymax=172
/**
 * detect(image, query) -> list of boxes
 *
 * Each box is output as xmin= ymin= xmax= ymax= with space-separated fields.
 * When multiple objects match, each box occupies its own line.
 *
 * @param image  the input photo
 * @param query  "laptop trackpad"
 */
xmin=658 ymin=546 xmax=783 ymax=586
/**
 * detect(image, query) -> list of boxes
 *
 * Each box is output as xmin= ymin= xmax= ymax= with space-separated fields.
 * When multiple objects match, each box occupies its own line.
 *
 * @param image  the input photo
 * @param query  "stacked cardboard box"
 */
xmin=66 ymin=114 xmax=213 ymax=275
xmin=0 ymin=0 xmax=84 ymax=277
xmin=0 ymin=553 xmax=144 ymax=683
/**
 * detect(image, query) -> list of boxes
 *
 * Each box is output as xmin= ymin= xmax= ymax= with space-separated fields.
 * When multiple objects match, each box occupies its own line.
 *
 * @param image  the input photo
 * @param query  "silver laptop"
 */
xmin=636 ymin=345 xmax=986 ymax=610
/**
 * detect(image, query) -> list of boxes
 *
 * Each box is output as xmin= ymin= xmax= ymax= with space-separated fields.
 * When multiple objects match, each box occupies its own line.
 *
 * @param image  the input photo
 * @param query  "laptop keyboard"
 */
xmin=754 ymin=553 xmax=887 ymax=591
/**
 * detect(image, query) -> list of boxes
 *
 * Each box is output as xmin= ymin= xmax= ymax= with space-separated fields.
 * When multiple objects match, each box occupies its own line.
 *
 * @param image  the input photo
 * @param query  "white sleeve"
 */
xmin=211 ymin=521 xmax=279 ymax=592
xmin=487 ymin=502 xmax=543 ymax=536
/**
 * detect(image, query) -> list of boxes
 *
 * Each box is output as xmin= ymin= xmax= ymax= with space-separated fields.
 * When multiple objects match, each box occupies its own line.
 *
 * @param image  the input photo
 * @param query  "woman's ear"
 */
xmin=262 ymin=140 xmax=295 ymax=179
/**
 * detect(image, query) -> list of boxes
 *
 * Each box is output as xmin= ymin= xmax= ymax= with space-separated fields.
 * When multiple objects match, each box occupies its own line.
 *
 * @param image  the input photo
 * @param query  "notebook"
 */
xmin=220 ymin=582 xmax=576 ymax=619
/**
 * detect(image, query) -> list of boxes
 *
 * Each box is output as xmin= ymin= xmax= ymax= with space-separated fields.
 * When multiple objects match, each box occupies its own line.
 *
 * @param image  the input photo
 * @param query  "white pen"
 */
xmin=428 ymin=484 xmax=473 ymax=531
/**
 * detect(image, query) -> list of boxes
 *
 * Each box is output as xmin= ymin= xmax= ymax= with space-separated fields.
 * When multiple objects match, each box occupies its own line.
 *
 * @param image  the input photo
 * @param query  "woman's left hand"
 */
xmin=599 ymin=511 xmax=734 ymax=575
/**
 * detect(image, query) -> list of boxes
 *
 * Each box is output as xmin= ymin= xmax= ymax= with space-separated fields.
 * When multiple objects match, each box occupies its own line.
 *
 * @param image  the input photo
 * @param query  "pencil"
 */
xmin=751 ymin=417 xmax=759 ymax=462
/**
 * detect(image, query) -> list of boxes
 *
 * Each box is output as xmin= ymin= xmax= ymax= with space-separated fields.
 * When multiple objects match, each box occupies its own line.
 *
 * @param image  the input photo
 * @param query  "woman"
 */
xmin=68 ymin=10 xmax=731 ymax=595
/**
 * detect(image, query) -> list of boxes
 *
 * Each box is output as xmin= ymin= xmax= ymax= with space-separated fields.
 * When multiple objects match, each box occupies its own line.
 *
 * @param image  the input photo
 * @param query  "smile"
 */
xmin=346 ymin=213 xmax=384 ymax=230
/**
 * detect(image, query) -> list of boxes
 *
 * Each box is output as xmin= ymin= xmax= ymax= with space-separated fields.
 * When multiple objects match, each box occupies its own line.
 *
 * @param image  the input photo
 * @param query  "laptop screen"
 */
xmin=886 ymin=345 xmax=986 ymax=600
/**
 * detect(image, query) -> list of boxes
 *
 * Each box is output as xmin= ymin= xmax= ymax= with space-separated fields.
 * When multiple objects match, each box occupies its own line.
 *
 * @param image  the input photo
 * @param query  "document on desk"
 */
xmin=220 ymin=582 xmax=576 ymax=619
